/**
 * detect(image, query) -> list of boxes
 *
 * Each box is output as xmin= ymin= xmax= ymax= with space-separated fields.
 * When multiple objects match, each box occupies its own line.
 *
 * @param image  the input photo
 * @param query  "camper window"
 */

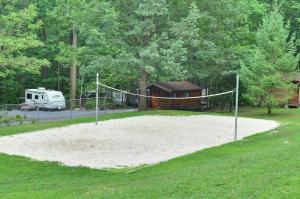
xmin=27 ymin=93 xmax=32 ymax=99
xmin=52 ymin=95 xmax=60 ymax=99
xmin=35 ymin=95 xmax=39 ymax=100
xmin=41 ymin=95 xmax=44 ymax=99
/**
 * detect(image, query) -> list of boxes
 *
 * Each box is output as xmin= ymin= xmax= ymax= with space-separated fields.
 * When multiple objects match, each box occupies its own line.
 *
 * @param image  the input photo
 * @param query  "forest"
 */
xmin=0 ymin=0 xmax=299 ymax=112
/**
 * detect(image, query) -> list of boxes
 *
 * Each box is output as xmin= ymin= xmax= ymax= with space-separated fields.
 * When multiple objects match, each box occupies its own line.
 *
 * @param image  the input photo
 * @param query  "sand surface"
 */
xmin=0 ymin=115 xmax=279 ymax=169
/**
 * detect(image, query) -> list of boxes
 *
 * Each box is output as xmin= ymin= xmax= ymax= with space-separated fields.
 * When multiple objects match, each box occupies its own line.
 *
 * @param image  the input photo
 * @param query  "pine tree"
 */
xmin=240 ymin=5 xmax=299 ymax=114
xmin=119 ymin=0 xmax=187 ymax=110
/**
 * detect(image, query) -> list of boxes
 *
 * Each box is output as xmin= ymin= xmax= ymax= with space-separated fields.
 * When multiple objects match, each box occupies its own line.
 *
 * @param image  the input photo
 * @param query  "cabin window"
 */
xmin=184 ymin=92 xmax=189 ymax=97
xmin=172 ymin=93 xmax=177 ymax=98
xmin=26 ymin=93 xmax=32 ymax=99
xmin=35 ymin=95 xmax=39 ymax=100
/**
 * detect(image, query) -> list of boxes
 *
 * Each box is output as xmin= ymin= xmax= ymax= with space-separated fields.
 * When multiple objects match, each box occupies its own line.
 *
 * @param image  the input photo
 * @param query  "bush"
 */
xmin=1 ymin=117 xmax=14 ymax=126
xmin=15 ymin=114 xmax=24 ymax=125
xmin=84 ymin=99 xmax=115 ymax=110
xmin=85 ymin=99 xmax=96 ymax=110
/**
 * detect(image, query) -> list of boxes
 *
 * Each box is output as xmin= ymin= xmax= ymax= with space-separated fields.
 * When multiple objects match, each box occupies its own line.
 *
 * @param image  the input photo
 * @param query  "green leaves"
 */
xmin=0 ymin=2 xmax=49 ymax=77
xmin=135 ymin=0 xmax=168 ymax=17
xmin=240 ymin=4 xmax=299 ymax=113
xmin=115 ymin=0 xmax=189 ymax=83
xmin=0 ymin=0 xmax=299 ymax=106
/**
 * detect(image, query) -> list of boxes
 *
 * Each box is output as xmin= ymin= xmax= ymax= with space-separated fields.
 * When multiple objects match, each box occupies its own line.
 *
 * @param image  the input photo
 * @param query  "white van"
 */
xmin=24 ymin=87 xmax=66 ymax=110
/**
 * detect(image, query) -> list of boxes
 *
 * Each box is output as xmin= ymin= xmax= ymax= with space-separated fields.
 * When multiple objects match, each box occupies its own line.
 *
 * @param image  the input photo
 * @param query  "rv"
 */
xmin=24 ymin=87 xmax=66 ymax=110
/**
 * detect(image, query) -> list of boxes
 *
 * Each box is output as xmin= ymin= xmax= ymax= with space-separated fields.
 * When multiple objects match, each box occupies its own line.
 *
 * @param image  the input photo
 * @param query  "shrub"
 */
xmin=85 ymin=99 xmax=114 ymax=110
xmin=85 ymin=100 xmax=96 ymax=110
xmin=15 ymin=114 xmax=24 ymax=125
xmin=2 ymin=117 xmax=13 ymax=126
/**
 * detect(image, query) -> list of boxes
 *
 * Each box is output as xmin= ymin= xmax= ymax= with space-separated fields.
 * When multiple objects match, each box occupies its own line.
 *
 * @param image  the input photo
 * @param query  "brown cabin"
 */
xmin=286 ymin=73 xmax=300 ymax=107
xmin=147 ymin=81 xmax=202 ymax=110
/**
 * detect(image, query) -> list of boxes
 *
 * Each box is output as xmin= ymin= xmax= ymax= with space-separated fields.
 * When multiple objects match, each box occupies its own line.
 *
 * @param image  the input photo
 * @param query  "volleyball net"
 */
xmin=95 ymin=73 xmax=240 ymax=140
xmin=97 ymin=81 xmax=236 ymax=112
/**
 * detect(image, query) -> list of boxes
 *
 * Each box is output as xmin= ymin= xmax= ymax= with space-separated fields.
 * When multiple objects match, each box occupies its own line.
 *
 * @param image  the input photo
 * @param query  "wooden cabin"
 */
xmin=286 ymin=73 xmax=300 ymax=107
xmin=147 ymin=81 xmax=202 ymax=110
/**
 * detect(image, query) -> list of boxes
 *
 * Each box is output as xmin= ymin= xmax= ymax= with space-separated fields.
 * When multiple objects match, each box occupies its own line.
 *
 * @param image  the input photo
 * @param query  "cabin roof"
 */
xmin=148 ymin=81 xmax=202 ymax=92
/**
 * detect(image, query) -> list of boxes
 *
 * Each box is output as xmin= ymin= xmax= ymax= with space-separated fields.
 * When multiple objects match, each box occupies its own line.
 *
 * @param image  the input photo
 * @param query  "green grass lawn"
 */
xmin=0 ymin=108 xmax=300 ymax=198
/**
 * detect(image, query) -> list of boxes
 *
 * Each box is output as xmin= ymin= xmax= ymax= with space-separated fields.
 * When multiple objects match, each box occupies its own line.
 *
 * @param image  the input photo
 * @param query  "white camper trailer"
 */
xmin=24 ymin=87 xmax=66 ymax=110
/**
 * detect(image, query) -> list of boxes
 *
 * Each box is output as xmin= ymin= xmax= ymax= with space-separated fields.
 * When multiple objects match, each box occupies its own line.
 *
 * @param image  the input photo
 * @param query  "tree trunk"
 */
xmin=70 ymin=27 xmax=77 ymax=105
xmin=18 ymin=75 xmax=25 ymax=101
xmin=57 ymin=62 xmax=60 ymax=91
xmin=79 ymin=74 xmax=84 ymax=109
xmin=138 ymin=68 xmax=147 ymax=111
xmin=268 ymin=105 xmax=272 ymax=115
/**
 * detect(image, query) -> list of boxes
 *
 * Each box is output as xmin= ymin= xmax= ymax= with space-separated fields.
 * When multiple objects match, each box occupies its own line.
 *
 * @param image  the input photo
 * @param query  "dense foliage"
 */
xmin=241 ymin=5 xmax=299 ymax=114
xmin=0 ymin=0 xmax=299 ymax=112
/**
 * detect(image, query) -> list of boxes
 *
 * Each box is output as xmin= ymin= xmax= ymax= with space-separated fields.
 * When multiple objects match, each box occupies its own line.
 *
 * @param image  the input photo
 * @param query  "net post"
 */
xmin=96 ymin=73 xmax=99 ymax=125
xmin=234 ymin=72 xmax=239 ymax=140
xmin=230 ymin=91 xmax=234 ymax=112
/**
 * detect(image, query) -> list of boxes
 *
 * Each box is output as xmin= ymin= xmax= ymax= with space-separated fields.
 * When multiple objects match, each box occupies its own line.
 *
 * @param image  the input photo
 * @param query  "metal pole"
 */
xmin=234 ymin=72 xmax=239 ymax=140
xmin=96 ymin=73 xmax=99 ymax=125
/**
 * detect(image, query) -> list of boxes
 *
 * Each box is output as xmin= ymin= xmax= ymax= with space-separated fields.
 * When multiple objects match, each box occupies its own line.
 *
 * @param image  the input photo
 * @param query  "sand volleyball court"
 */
xmin=0 ymin=115 xmax=279 ymax=169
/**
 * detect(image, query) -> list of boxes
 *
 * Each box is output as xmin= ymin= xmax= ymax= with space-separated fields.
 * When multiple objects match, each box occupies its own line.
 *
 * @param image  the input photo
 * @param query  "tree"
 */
xmin=50 ymin=0 xmax=122 ymax=103
xmin=0 ymin=1 xmax=48 ymax=78
xmin=259 ymin=0 xmax=300 ymax=68
xmin=117 ymin=0 xmax=187 ymax=110
xmin=78 ymin=1 xmax=122 ymax=89
xmin=50 ymin=0 xmax=88 ymax=101
xmin=167 ymin=0 xmax=266 ymax=95
xmin=240 ymin=5 xmax=299 ymax=114
xmin=170 ymin=2 xmax=202 ymax=81
xmin=0 ymin=1 xmax=49 ymax=101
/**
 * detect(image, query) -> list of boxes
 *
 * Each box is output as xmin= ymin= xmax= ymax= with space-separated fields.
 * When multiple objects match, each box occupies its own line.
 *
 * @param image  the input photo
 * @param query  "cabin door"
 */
xmin=289 ymin=86 xmax=300 ymax=106
xmin=150 ymin=90 xmax=160 ymax=108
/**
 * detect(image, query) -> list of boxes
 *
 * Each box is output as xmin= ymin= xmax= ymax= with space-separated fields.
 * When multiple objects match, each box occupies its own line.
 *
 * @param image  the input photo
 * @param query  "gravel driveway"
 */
xmin=6 ymin=108 xmax=137 ymax=122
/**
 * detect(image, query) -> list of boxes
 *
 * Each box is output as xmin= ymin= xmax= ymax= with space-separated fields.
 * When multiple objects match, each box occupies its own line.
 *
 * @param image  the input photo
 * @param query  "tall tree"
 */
xmin=0 ymin=1 xmax=49 ymax=101
xmin=240 ymin=5 xmax=299 ymax=114
xmin=117 ymin=0 xmax=187 ymax=110
xmin=0 ymin=1 xmax=48 ymax=78
xmin=170 ymin=2 xmax=202 ymax=81
xmin=78 ymin=1 xmax=122 ymax=88
xmin=50 ymin=0 xmax=87 ymax=101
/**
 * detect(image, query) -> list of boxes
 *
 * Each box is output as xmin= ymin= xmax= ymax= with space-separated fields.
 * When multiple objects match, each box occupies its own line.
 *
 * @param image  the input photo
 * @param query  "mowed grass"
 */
xmin=0 ymin=108 xmax=300 ymax=198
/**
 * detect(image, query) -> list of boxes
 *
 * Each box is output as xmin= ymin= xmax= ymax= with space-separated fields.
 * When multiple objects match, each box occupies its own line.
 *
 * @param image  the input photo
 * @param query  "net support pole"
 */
xmin=234 ymin=72 xmax=239 ymax=140
xmin=96 ymin=73 xmax=99 ymax=125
